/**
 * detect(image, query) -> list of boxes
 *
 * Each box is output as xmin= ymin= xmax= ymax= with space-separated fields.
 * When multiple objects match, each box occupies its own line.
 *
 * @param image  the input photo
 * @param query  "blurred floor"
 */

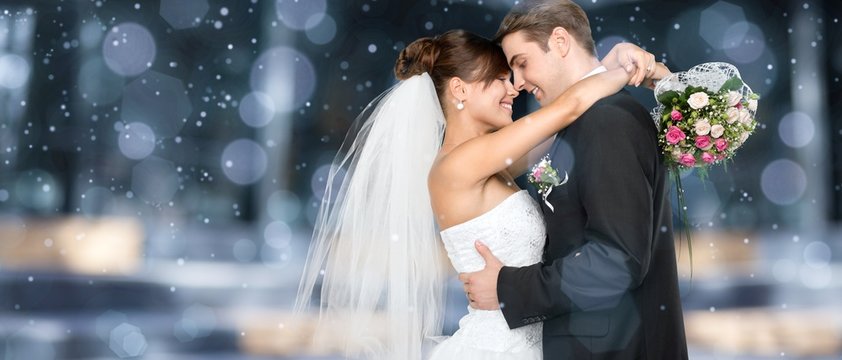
xmin=1 ymin=222 xmax=841 ymax=359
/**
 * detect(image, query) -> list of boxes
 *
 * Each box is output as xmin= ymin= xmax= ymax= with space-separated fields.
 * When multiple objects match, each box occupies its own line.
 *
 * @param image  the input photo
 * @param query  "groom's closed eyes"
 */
xmin=508 ymin=53 xmax=527 ymax=69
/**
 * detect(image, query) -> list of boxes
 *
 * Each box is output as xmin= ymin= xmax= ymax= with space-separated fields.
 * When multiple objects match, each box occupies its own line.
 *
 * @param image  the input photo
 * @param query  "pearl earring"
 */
xmin=456 ymin=100 xmax=464 ymax=110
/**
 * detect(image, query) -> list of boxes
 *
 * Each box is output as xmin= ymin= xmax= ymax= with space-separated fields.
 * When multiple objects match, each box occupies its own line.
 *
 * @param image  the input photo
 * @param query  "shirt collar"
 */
xmin=581 ymin=65 xmax=608 ymax=80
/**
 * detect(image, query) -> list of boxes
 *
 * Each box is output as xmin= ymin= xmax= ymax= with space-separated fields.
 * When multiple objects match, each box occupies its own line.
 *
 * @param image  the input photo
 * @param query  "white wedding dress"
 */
xmin=429 ymin=190 xmax=545 ymax=359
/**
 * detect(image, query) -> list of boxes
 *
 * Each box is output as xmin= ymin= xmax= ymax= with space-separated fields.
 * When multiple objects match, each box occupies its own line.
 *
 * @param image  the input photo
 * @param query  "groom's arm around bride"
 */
xmin=460 ymin=0 xmax=688 ymax=359
xmin=465 ymin=92 xmax=688 ymax=359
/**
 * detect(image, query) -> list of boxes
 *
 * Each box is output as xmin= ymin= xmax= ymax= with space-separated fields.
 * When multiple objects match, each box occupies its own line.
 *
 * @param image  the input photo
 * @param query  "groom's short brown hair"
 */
xmin=494 ymin=0 xmax=597 ymax=57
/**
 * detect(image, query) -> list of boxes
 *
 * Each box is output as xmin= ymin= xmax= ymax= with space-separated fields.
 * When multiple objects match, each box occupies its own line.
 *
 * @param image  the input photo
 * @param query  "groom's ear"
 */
xmin=549 ymin=26 xmax=571 ymax=57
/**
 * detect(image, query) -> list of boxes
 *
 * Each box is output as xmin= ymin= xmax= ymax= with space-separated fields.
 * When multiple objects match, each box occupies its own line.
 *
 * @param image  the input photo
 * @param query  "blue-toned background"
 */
xmin=0 ymin=0 xmax=840 ymax=358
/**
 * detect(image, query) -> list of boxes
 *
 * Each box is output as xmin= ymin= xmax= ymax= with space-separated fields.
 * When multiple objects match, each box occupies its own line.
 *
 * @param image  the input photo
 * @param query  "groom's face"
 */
xmin=500 ymin=31 xmax=567 ymax=107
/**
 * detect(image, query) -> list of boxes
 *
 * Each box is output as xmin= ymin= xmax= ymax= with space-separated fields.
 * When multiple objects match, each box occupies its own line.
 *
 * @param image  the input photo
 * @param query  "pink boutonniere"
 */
xmin=527 ymin=156 xmax=568 ymax=212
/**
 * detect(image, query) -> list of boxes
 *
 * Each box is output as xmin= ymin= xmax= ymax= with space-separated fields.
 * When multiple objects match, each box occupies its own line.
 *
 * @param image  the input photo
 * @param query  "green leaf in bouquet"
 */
xmin=719 ymin=76 xmax=744 ymax=92
xmin=657 ymin=90 xmax=680 ymax=106
xmin=685 ymin=85 xmax=707 ymax=95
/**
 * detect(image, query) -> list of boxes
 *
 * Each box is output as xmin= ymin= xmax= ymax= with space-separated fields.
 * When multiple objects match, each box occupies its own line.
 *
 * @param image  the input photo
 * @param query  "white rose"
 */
xmin=672 ymin=148 xmax=683 ymax=160
xmin=748 ymin=98 xmax=758 ymax=112
xmin=688 ymin=92 xmax=709 ymax=109
xmin=710 ymin=124 xmax=725 ymax=138
xmin=726 ymin=91 xmax=742 ymax=107
xmin=694 ymin=120 xmax=711 ymax=136
xmin=738 ymin=108 xmax=752 ymax=126
xmin=726 ymin=107 xmax=740 ymax=124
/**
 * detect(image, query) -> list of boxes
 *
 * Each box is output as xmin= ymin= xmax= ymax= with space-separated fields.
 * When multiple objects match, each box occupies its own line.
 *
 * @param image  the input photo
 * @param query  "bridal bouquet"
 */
xmin=651 ymin=62 xmax=759 ymax=169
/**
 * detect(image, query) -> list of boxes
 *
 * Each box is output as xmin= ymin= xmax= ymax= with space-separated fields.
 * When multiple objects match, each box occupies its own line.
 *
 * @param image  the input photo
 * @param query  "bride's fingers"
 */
xmin=458 ymin=273 xmax=469 ymax=284
xmin=626 ymin=53 xmax=647 ymax=86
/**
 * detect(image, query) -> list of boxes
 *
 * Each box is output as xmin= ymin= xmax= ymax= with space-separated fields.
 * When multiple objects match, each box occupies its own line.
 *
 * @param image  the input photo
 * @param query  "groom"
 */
xmin=460 ymin=1 xmax=688 ymax=358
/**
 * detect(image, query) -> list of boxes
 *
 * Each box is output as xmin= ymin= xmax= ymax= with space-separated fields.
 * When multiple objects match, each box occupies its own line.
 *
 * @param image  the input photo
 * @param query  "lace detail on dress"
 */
xmin=435 ymin=190 xmax=545 ymax=354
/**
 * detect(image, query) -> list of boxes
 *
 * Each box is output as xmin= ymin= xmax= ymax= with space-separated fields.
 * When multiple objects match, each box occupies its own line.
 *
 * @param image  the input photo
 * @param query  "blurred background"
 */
xmin=0 ymin=0 xmax=840 ymax=359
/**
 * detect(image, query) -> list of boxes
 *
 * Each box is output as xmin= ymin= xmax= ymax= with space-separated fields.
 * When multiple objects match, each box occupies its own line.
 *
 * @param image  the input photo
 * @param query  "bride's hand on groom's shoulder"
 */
xmin=458 ymin=241 xmax=504 ymax=311
xmin=643 ymin=62 xmax=671 ymax=90
xmin=601 ymin=42 xmax=657 ymax=87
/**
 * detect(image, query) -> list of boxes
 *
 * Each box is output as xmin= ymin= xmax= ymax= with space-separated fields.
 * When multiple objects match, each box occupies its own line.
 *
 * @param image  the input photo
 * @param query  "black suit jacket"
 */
xmin=498 ymin=91 xmax=688 ymax=359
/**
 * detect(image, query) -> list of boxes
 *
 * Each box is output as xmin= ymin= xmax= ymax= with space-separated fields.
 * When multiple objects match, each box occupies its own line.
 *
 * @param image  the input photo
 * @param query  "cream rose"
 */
xmin=738 ymin=108 xmax=752 ymax=126
xmin=726 ymin=91 xmax=742 ymax=107
xmin=726 ymin=107 xmax=740 ymax=124
xmin=688 ymin=92 xmax=709 ymax=109
xmin=748 ymin=98 xmax=758 ymax=112
xmin=710 ymin=124 xmax=725 ymax=138
xmin=694 ymin=120 xmax=711 ymax=136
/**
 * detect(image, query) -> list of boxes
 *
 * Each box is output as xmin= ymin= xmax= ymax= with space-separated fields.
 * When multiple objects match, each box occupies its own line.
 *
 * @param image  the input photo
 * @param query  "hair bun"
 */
xmin=394 ymin=37 xmax=439 ymax=80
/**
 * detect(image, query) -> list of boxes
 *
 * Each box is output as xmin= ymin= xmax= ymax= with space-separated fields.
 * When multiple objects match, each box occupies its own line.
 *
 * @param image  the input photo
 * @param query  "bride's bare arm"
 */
xmin=438 ymin=68 xmax=632 ymax=185
xmin=504 ymin=43 xmax=667 ymax=177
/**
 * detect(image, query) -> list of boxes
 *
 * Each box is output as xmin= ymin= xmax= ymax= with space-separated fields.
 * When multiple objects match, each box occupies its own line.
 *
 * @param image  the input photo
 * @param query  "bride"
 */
xmin=295 ymin=29 xmax=666 ymax=359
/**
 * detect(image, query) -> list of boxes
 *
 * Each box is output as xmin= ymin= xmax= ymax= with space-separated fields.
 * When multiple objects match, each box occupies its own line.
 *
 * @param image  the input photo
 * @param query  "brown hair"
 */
xmin=395 ymin=30 xmax=509 ymax=110
xmin=494 ymin=0 xmax=596 ymax=57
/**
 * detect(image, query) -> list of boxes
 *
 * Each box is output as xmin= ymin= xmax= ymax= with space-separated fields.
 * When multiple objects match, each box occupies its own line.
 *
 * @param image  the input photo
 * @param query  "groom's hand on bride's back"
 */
xmin=459 ymin=241 xmax=504 ymax=311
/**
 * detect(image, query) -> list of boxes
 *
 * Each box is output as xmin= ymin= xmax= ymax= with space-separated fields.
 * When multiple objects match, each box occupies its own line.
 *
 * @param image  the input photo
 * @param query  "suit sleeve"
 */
xmin=497 ymin=104 xmax=658 ymax=329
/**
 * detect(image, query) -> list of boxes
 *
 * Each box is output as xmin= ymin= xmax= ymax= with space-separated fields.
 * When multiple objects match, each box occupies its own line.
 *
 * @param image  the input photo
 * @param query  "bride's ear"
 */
xmin=448 ymin=77 xmax=468 ymax=104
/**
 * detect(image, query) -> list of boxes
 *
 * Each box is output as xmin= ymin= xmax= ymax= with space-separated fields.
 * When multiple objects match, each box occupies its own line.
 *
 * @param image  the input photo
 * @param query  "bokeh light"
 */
xmin=804 ymin=241 xmax=832 ymax=268
xmin=118 ymin=122 xmax=157 ymax=160
xmin=102 ymin=22 xmax=156 ymax=77
xmin=275 ymin=0 xmax=327 ymax=31
xmin=121 ymin=71 xmax=192 ymax=138
xmin=760 ymin=159 xmax=807 ymax=206
xmin=699 ymin=1 xmax=746 ymax=50
xmin=264 ymin=220 xmax=292 ymax=249
xmin=173 ymin=303 xmax=217 ymax=342
xmin=220 ymin=139 xmax=268 ymax=185
xmin=0 ymin=54 xmax=31 ymax=89
xmin=108 ymin=323 xmax=148 ymax=358
xmin=238 ymin=91 xmax=275 ymax=128
xmin=778 ymin=112 xmax=815 ymax=148
xmin=96 ymin=310 xmax=128 ymax=342
xmin=266 ymin=190 xmax=301 ymax=222
xmin=723 ymin=22 xmax=766 ymax=64
xmin=305 ymin=13 xmax=337 ymax=45
xmin=250 ymin=46 xmax=316 ymax=113
xmin=800 ymin=264 xmax=832 ymax=289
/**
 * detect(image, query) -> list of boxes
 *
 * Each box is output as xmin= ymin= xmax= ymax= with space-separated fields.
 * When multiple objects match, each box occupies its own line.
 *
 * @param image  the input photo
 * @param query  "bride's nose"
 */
xmin=505 ymin=81 xmax=518 ymax=98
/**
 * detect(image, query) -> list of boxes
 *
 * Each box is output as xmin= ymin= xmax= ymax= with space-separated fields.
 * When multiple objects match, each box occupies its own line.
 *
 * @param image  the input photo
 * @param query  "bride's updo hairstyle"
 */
xmin=394 ymin=30 xmax=510 ymax=110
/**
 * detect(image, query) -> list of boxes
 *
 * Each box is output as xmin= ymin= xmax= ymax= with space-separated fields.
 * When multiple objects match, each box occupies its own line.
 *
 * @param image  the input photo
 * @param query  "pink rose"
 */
xmin=678 ymin=154 xmax=696 ymax=167
xmin=670 ymin=110 xmax=683 ymax=121
xmin=695 ymin=135 xmax=712 ymax=150
xmin=533 ymin=167 xmax=543 ymax=179
xmin=715 ymin=138 xmax=728 ymax=152
xmin=701 ymin=152 xmax=715 ymax=164
xmin=666 ymin=126 xmax=686 ymax=145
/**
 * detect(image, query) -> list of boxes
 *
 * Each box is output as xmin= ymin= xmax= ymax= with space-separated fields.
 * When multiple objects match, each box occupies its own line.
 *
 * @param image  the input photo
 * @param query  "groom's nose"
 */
xmin=512 ymin=71 xmax=526 ymax=91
